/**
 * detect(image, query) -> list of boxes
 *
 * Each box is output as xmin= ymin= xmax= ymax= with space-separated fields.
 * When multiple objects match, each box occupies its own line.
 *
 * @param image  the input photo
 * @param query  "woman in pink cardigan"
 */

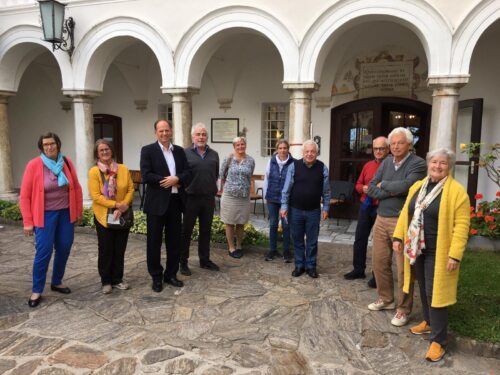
xmin=20 ymin=132 xmax=83 ymax=308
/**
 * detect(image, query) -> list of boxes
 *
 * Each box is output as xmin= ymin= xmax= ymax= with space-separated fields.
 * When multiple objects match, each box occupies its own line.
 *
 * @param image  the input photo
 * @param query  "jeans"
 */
xmin=33 ymin=209 xmax=74 ymax=293
xmin=352 ymin=205 xmax=377 ymax=273
xmin=290 ymin=207 xmax=320 ymax=269
xmin=267 ymin=201 xmax=290 ymax=254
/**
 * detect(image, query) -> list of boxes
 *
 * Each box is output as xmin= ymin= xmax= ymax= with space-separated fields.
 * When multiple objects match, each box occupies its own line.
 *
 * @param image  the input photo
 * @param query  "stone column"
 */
xmin=283 ymin=83 xmax=319 ymax=159
xmin=164 ymin=88 xmax=199 ymax=148
xmin=427 ymin=76 xmax=469 ymax=152
xmin=64 ymin=90 xmax=101 ymax=206
xmin=0 ymin=91 xmax=18 ymax=201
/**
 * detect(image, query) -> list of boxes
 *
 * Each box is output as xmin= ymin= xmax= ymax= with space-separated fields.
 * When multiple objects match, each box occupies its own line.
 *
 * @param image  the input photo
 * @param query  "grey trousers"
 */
xmin=413 ymin=251 xmax=448 ymax=346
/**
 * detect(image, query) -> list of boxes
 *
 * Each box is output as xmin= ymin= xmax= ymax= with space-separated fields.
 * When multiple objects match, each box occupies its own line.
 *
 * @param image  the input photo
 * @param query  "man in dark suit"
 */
xmin=140 ymin=119 xmax=190 ymax=292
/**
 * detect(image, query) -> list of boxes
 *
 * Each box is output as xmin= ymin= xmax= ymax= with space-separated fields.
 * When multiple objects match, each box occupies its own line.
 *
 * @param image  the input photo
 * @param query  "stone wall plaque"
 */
xmin=359 ymin=61 xmax=413 ymax=98
xmin=358 ymin=61 xmax=413 ymax=98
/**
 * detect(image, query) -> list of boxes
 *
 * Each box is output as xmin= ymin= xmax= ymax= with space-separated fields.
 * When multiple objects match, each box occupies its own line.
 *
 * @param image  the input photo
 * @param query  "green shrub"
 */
xmin=81 ymin=207 xmax=95 ymax=228
xmin=0 ymin=200 xmax=16 ymax=212
xmin=0 ymin=203 xmax=22 ymax=221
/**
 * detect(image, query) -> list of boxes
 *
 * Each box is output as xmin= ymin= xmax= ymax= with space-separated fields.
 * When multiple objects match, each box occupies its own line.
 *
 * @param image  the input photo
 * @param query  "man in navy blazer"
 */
xmin=140 ymin=119 xmax=190 ymax=292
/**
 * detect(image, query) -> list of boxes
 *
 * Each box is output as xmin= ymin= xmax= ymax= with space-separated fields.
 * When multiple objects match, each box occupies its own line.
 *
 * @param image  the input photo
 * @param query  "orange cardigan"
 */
xmin=20 ymin=156 xmax=83 ymax=228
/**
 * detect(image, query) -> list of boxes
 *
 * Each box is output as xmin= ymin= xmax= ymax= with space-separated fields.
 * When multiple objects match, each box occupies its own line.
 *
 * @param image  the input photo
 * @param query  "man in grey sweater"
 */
xmin=180 ymin=123 xmax=220 ymax=276
xmin=366 ymin=127 xmax=427 ymax=327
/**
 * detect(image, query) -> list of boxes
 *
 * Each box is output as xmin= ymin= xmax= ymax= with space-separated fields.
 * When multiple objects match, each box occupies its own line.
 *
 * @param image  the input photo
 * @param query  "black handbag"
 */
xmin=107 ymin=207 xmax=134 ymax=230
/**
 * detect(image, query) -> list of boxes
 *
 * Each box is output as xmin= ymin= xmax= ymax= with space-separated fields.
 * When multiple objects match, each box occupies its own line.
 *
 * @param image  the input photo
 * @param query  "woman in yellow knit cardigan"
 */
xmin=89 ymin=139 xmax=134 ymax=294
xmin=393 ymin=148 xmax=470 ymax=362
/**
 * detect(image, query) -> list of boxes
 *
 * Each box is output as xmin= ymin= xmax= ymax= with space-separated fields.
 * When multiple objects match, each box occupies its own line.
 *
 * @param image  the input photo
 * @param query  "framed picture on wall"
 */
xmin=211 ymin=118 xmax=239 ymax=143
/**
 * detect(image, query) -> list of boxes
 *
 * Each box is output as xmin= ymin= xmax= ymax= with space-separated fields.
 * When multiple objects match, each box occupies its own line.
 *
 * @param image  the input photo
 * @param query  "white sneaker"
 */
xmin=102 ymin=284 xmax=112 ymax=294
xmin=112 ymin=281 xmax=129 ymax=290
xmin=368 ymin=299 xmax=396 ymax=311
xmin=391 ymin=311 xmax=409 ymax=326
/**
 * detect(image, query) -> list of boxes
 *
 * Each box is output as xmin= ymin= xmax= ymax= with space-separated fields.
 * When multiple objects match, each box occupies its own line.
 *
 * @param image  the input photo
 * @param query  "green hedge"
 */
xmin=2 ymin=201 xmax=267 ymax=245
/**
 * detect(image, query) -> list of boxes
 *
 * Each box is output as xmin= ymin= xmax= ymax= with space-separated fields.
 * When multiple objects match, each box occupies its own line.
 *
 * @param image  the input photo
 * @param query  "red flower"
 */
xmin=476 ymin=211 xmax=484 ymax=218
xmin=470 ymin=206 xmax=475 ymax=212
xmin=490 ymin=224 xmax=497 ymax=230
xmin=470 ymin=229 xmax=478 ymax=235
xmin=497 ymin=191 xmax=500 ymax=197
xmin=475 ymin=193 xmax=483 ymax=200
xmin=470 ymin=213 xmax=476 ymax=218
xmin=485 ymin=215 xmax=495 ymax=222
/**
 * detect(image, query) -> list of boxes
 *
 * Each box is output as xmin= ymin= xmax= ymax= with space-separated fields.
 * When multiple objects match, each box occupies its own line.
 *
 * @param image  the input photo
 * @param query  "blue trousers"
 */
xmin=33 ymin=209 xmax=74 ymax=293
xmin=267 ymin=201 xmax=290 ymax=254
xmin=290 ymin=207 xmax=320 ymax=269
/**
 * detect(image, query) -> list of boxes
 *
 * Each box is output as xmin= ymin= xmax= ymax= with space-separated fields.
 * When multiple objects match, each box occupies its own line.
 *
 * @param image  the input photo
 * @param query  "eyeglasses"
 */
xmin=98 ymin=148 xmax=111 ymax=153
xmin=42 ymin=142 xmax=57 ymax=148
xmin=373 ymin=147 xmax=387 ymax=152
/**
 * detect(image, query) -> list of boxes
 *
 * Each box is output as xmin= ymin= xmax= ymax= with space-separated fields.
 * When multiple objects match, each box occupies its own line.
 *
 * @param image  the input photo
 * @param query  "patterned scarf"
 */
xmin=40 ymin=153 xmax=69 ymax=187
xmin=404 ymin=176 xmax=447 ymax=265
xmin=97 ymin=160 xmax=118 ymax=198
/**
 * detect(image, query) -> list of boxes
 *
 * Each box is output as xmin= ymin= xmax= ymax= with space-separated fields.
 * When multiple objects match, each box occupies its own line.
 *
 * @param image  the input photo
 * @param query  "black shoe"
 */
xmin=291 ymin=267 xmax=305 ymax=277
xmin=283 ymin=252 xmax=292 ymax=263
xmin=367 ymin=277 xmax=377 ymax=288
xmin=344 ymin=270 xmax=366 ymax=280
xmin=179 ymin=262 xmax=192 ymax=276
xmin=200 ymin=260 xmax=220 ymax=271
xmin=306 ymin=268 xmax=319 ymax=278
xmin=152 ymin=279 xmax=163 ymax=293
xmin=50 ymin=285 xmax=71 ymax=294
xmin=228 ymin=249 xmax=243 ymax=259
xmin=264 ymin=251 xmax=277 ymax=261
xmin=28 ymin=295 xmax=42 ymax=308
xmin=164 ymin=277 xmax=184 ymax=288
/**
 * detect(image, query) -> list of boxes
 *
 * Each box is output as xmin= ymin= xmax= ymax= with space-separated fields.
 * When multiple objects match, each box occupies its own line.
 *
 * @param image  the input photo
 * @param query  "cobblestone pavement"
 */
xmin=0 ymin=224 xmax=498 ymax=375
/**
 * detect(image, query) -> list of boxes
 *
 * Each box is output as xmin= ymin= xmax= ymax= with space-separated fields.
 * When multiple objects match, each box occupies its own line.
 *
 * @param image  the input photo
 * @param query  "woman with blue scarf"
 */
xmin=20 ymin=132 xmax=83 ymax=308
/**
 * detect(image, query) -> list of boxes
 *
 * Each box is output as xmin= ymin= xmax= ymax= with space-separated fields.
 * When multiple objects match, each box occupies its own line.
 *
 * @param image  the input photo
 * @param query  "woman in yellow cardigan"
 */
xmin=89 ymin=139 xmax=134 ymax=294
xmin=393 ymin=148 xmax=469 ymax=362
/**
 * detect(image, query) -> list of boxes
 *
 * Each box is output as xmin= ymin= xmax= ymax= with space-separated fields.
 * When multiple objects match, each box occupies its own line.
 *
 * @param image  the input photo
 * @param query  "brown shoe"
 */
xmin=425 ymin=342 xmax=445 ymax=362
xmin=410 ymin=320 xmax=431 ymax=335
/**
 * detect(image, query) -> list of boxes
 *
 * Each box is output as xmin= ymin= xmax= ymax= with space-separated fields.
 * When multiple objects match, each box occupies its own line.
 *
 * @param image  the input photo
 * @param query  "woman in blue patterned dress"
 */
xmin=219 ymin=137 xmax=255 ymax=258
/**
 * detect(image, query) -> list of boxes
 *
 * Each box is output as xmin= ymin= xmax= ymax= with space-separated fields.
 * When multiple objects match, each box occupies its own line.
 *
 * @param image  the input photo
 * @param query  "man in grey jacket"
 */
xmin=366 ymin=127 xmax=427 ymax=327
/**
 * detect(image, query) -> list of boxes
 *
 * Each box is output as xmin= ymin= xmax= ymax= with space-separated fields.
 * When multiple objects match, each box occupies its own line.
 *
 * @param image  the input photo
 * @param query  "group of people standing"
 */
xmin=342 ymin=127 xmax=470 ymax=362
xmin=19 ymin=123 xmax=469 ymax=363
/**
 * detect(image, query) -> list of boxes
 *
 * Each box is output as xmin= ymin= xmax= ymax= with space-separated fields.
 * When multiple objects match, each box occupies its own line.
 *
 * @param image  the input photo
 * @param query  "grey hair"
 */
xmin=191 ymin=122 xmax=207 ymax=136
xmin=373 ymin=136 xmax=389 ymax=147
xmin=303 ymin=139 xmax=319 ymax=152
xmin=426 ymin=148 xmax=456 ymax=169
xmin=232 ymin=136 xmax=247 ymax=145
xmin=388 ymin=127 xmax=413 ymax=145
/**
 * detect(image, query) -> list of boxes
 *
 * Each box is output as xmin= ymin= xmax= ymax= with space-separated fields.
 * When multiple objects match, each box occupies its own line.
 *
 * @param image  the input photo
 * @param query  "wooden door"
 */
xmin=93 ymin=114 xmax=123 ymax=163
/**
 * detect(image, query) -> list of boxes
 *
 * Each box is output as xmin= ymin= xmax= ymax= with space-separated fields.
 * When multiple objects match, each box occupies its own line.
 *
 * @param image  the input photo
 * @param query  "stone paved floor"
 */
xmin=0 ymin=224 xmax=498 ymax=375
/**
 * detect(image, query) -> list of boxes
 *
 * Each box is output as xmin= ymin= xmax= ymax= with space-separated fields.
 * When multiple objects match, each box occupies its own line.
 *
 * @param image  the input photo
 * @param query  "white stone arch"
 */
xmin=300 ymin=0 xmax=452 ymax=82
xmin=72 ymin=17 xmax=174 ymax=91
xmin=0 ymin=25 xmax=72 ymax=92
xmin=175 ymin=6 xmax=299 ymax=88
xmin=451 ymin=1 xmax=500 ymax=74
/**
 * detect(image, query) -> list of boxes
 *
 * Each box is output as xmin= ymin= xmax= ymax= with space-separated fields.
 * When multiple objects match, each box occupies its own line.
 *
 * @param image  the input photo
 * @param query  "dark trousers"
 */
xmin=180 ymin=195 xmax=215 ymax=264
xmin=414 ymin=250 xmax=448 ymax=346
xmin=146 ymin=195 xmax=182 ymax=280
xmin=290 ymin=207 xmax=320 ymax=269
xmin=352 ymin=205 xmax=377 ymax=273
xmin=94 ymin=218 xmax=130 ymax=285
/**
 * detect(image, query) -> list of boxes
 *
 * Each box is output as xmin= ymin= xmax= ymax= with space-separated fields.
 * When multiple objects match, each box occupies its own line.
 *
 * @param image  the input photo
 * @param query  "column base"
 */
xmin=0 ymin=192 xmax=19 ymax=201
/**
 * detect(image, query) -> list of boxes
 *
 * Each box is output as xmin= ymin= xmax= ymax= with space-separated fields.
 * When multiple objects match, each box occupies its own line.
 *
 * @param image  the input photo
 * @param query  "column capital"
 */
xmin=282 ymin=82 xmax=320 ymax=92
xmin=0 ymin=91 xmax=16 ymax=103
xmin=427 ymin=75 xmax=469 ymax=89
xmin=162 ymin=87 xmax=200 ymax=96
xmin=63 ymin=89 xmax=102 ymax=100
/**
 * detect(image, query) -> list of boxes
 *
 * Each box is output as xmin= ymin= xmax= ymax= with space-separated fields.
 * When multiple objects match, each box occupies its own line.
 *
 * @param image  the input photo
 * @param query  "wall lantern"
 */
xmin=38 ymin=0 xmax=75 ymax=57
